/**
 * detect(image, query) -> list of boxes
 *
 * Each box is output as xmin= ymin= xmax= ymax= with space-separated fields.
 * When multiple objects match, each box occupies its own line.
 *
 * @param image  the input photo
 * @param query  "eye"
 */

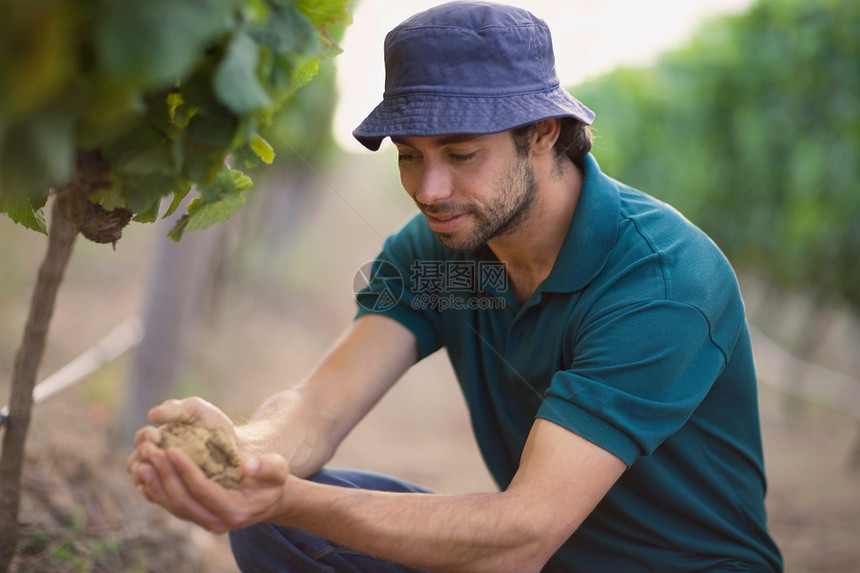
xmin=449 ymin=152 xmax=476 ymax=163
xmin=396 ymin=151 xmax=419 ymax=164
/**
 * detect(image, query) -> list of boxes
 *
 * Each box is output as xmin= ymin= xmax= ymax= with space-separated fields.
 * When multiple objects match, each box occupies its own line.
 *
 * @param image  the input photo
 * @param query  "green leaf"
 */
xmin=0 ymin=198 xmax=47 ymax=234
xmin=187 ymin=109 xmax=239 ymax=147
xmin=185 ymin=191 xmax=246 ymax=232
xmin=164 ymin=181 xmax=193 ymax=218
xmin=89 ymin=174 xmax=128 ymax=210
xmin=113 ymin=144 xmax=177 ymax=176
xmin=251 ymin=5 xmax=320 ymax=56
xmin=292 ymin=58 xmax=319 ymax=91
xmin=250 ymin=133 xmax=275 ymax=164
xmin=124 ymin=173 xmax=178 ymax=212
xmin=295 ymin=0 xmax=354 ymax=28
xmin=242 ymin=0 xmax=271 ymax=25
xmin=198 ymin=166 xmax=252 ymax=201
xmin=168 ymin=189 xmax=246 ymax=241
xmin=213 ymin=31 xmax=272 ymax=115
xmin=76 ymin=83 xmax=146 ymax=150
xmin=167 ymin=91 xmax=184 ymax=123
xmin=182 ymin=108 xmax=238 ymax=184
xmin=132 ymin=196 xmax=162 ymax=223
xmin=199 ymin=167 xmax=231 ymax=202
xmin=168 ymin=165 xmax=253 ymax=240
xmin=166 ymin=89 xmax=199 ymax=130
xmin=233 ymin=143 xmax=261 ymax=170
xmin=0 ymin=1 xmax=78 ymax=122
xmin=229 ymin=168 xmax=253 ymax=191
xmin=26 ymin=110 xmax=77 ymax=186
xmin=100 ymin=122 xmax=166 ymax=166
xmin=0 ymin=107 xmax=76 ymax=203
xmin=94 ymin=0 xmax=241 ymax=90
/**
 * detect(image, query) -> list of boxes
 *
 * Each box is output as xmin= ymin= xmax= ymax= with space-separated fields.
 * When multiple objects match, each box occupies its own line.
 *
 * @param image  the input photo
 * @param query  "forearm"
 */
xmin=237 ymin=386 xmax=336 ymax=478
xmin=238 ymin=315 xmax=418 ymax=478
xmin=274 ymin=478 xmax=551 ymax=573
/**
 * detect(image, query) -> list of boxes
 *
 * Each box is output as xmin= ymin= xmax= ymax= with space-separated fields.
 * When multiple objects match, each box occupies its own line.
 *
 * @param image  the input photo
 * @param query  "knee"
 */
xmin=229 ymin=523 xmax=280 ymax=572
xmin=229 ymin=521 xmax=339 ymax=573
xmin=229 ymin=524 xmax=259 ymax=571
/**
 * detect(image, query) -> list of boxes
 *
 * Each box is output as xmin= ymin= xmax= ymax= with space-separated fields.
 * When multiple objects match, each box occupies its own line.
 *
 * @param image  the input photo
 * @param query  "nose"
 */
xmin=413 ymin=160 xmax=453 ymax=206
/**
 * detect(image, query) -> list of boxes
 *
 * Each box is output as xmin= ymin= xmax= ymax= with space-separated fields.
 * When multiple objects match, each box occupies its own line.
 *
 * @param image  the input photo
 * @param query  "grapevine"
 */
xmin=0 ymin=1 xmax=353 ymax=569
xmin=0 ymin=0 xmax=352 ymax=241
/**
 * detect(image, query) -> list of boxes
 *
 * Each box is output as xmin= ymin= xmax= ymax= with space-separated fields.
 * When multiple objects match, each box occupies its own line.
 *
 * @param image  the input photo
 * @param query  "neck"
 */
xmin=488 ymin=158 xmax=582 ymax=303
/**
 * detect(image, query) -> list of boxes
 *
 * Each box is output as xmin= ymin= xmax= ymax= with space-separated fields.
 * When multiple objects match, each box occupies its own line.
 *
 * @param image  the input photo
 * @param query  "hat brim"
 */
xmin=352 ymin=86 xmax=594 ymax=151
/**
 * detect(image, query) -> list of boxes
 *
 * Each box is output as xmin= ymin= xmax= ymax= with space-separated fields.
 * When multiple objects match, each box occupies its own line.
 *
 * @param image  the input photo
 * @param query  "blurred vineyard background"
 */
xmin=1 ymin=0 xmax=859 ymax=570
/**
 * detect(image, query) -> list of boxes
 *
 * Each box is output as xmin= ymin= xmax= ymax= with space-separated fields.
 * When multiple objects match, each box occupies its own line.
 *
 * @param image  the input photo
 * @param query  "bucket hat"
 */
xmin=353 ymin=1 xmax=595 ymax=151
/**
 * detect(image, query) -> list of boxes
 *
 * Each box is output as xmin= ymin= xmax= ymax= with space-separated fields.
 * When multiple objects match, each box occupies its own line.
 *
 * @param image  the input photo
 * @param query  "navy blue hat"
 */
xmin=353 ymin=1 xmax=595 ymax=151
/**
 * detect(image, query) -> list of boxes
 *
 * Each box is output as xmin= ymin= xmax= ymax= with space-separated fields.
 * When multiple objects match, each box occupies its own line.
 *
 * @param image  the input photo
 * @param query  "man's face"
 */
xmin=392 ymin=131 xmax=537 ymax=252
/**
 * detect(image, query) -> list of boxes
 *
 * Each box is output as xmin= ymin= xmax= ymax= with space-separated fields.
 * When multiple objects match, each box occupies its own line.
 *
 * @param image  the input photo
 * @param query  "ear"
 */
xmin=531 ymin=118 xmax=561 ymax=156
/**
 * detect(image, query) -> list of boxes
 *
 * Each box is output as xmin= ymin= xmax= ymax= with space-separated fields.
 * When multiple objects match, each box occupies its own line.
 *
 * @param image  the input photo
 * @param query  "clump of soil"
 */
xmin=157 ymin=423 xmax=243 ymax=489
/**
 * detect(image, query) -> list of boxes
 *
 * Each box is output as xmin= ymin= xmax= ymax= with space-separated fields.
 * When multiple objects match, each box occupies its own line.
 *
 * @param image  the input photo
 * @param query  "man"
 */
xmin=128 ymin=2 xmax=783 ymax=571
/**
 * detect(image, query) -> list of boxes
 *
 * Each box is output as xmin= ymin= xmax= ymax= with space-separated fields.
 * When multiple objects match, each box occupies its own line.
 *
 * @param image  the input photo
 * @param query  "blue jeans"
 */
xmin=229 ymin=468 xmax=435 ymax=573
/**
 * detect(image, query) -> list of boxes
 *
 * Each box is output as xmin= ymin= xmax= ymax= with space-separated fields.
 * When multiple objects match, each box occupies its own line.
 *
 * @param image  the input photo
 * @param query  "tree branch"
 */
xmin=0 ymin=197 xmax=79 ymax=572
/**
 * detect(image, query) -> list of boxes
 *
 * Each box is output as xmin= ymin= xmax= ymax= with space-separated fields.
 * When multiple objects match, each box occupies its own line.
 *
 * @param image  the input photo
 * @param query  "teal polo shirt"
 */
xmin=355 ymin=154 xmax=782 ymax=572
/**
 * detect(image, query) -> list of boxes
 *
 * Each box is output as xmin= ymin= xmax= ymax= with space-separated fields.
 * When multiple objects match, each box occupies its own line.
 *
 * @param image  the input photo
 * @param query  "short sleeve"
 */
xmin=536 ymin=299 xmax=736 ymax=467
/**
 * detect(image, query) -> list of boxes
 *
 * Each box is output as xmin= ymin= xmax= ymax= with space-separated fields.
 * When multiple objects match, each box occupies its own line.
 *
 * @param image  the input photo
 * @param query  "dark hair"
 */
xmin=511 ymin=118 xmax=592 ymax=170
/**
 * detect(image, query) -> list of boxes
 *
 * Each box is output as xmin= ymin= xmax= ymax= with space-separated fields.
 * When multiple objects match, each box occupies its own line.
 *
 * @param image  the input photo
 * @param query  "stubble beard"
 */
xmin=422 ymin=155 xmax=538 ymax=252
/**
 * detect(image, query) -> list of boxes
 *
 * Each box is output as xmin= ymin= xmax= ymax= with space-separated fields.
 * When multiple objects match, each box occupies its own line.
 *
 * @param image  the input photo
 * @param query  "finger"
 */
xmin=129 ymin=443 xmax=174 ymax=508
xmin=159 ymin=447 xmax=225 ymax=526
xmin=131 ymin=444 xmax=222 ymax=532
xmin=127 ymin=454 xmax=144 ymax=482
xmin=126 ymin=427 xmax=160 ymax=477
xmin=243 ymin=453 xmax=289 ymax=486
xmin=128 ymin=458 xmax=146 ymax=487
xmin=132 ymin=442 xmax=172 ymax=495
xmin=133 ymin=425 xmax=160 ymax=447
xmin=167 ymin=448 xmax=244 ymax=533
xmin=134 ymin=462 xmax=168 ymax=503
xmin=165 ymin=449 xmax=288 ymax=532
xmin=147 ymin=398 xmax=197 ymax=425
xmin=127 ymin=439 xmax=160 ymax=482
xmin=168 ymin=447 xmax=239 ymax=505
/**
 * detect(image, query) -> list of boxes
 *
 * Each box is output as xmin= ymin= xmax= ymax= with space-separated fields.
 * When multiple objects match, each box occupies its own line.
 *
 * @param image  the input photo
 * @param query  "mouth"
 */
xmin=423 ymin=212 xmax=470 ymax=233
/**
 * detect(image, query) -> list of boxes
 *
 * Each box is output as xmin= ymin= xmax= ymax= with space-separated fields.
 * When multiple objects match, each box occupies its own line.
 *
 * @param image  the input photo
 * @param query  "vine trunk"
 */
xmin=0 ymin=198 xmax=79 ymax=572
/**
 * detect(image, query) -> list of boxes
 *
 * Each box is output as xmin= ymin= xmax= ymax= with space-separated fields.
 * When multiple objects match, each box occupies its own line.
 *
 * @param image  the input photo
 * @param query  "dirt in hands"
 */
xmin=157 ymin=422 xmax=243 ymax=489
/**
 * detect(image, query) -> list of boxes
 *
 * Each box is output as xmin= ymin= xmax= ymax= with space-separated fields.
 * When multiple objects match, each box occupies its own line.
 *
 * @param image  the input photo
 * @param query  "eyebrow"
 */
xmin=391 ymin=134 xmax=484 ymax=147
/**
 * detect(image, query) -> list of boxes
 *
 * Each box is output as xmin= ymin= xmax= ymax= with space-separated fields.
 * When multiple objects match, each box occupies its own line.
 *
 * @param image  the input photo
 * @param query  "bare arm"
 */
xmin=236 ymin=313 xmax=419 ymax=477
xmin=269 ymin=418 xmax=626 ymax=572
xmin=128 ymin=314 xmax=418 ymax=515
xmin=131 ymin=313 xmax=625 ymax=571
xmin=145 ymin=416 xmax=625 ymax=573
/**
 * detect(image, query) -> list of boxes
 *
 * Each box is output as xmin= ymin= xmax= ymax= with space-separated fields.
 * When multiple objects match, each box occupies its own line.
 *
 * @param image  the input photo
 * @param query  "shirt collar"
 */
xmin=540 ymin=153 xmax=620 ymax=293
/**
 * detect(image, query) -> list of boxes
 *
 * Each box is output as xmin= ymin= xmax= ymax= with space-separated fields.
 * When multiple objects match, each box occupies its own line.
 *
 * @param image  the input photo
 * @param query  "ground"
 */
xmin=1 ymin=150 xmax=859 ymax=572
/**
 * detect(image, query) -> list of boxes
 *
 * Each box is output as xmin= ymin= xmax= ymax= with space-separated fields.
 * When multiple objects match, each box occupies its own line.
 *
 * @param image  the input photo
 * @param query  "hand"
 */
xmin=127 ymin=397 xmax=290 ymax=534
xmin=127 ymin=397 xmax=236 ymax=489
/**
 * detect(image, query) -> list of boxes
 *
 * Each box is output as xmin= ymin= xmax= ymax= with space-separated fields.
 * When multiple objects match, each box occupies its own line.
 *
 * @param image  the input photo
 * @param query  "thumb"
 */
xmin=243 ymin=452 xmax=289 ymax=485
